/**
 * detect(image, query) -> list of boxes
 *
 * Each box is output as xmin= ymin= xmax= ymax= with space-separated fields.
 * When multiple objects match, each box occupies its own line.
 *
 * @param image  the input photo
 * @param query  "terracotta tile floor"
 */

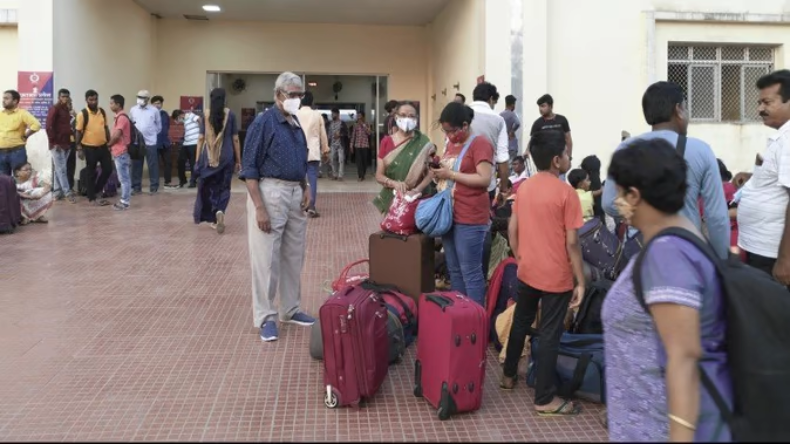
xmin=0 ymin=183 xmax=607 ymax=442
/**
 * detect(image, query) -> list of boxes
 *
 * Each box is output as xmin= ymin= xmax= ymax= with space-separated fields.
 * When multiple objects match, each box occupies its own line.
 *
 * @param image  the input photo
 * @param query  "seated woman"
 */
xmin=431 ymin=102 xmax=494 ymax=306
xmin=0 ymin=175 xmax=22 ymax=234
xmin=603 ymin=138 xmax=731 ymax=442
xmin=373 ymin=101 xmax=435 ymax=214
xmin=13 ymin=163 xmax=53 ymax=225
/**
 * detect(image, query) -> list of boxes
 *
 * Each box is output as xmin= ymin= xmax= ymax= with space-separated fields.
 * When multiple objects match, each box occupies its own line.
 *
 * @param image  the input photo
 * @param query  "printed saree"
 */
xmin=373 ymin=130 xmax=435 ymax=214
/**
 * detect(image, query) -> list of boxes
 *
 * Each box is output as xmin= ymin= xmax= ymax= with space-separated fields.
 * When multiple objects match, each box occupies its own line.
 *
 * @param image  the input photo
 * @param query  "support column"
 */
xmin=17 ymin=0 xmax=54 ymax=174
xmin=522 ymin=0 xmax=549 ymax=114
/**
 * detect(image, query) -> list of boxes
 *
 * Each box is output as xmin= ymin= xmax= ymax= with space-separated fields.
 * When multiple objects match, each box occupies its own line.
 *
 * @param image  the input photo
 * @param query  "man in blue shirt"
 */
xmin=241 ymin=71 xmax=314 ymax=343
xmin=602 ymin=81 xmax=730 ymax=259
xmin=129 ymin=90 xmax=162 ymax=195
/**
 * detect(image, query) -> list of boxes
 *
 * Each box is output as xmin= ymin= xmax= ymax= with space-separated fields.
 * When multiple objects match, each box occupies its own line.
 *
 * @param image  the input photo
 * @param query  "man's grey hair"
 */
xmin=274 ymin=72 xmax=303 ymax=97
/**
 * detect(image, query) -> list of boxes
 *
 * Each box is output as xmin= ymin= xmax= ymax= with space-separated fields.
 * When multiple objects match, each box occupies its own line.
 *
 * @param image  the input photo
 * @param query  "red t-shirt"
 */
xmin=442 ymin=136 xmax=494 ymax=225
xmin=513 ymin=173 xmax=583 ymax=293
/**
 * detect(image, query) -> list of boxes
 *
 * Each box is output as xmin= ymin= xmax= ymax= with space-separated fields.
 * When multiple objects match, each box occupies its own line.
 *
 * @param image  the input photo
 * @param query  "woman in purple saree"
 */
xmin=193 ymin=88 xmax=241 ymax=234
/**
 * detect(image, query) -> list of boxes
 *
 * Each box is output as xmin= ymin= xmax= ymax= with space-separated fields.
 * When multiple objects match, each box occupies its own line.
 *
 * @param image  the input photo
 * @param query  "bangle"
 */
xmin=668 ymin=414 xmax=696 ymax=431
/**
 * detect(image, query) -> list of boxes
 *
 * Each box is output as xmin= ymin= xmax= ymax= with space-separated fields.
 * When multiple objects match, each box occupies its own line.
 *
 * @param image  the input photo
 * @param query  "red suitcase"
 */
xmin=321 ymin=285 xmax=390 ymax=409
xmin=413 ymin=291 xmax=487 ymax=420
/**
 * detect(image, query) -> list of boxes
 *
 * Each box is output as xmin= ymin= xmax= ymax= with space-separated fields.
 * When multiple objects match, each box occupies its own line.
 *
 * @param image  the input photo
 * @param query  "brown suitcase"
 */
xmin=369 ymin=232 xmax=435 ymax=301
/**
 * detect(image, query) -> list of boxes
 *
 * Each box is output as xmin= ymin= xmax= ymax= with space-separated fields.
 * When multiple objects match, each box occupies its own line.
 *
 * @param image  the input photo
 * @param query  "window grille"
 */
xmin=667 ymin=45 xmax=774 ymax=123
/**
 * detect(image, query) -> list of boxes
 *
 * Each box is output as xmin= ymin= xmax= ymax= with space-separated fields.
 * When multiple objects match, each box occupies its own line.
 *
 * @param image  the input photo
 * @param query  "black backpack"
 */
xmin=118 ymin=113 xmax=146 ymax=160
xmin=571 ymin=279 xmax=612 ymax=335
xmin=633 ymin=227 xmax=790 ymax=442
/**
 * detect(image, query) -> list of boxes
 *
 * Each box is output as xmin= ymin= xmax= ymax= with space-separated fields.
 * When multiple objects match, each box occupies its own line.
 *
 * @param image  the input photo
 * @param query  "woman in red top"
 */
xmin=430 ymin=102 xmax=494 ymax=306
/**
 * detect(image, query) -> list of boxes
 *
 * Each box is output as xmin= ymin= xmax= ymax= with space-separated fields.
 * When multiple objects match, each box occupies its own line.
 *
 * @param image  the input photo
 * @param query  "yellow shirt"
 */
xmin=0 ymin=108 xmax=41 ymax=149
xmin=75 ymin=108 xmax=108 ymax=147
xmin=576 ymin=189 xmax=595 ymax=222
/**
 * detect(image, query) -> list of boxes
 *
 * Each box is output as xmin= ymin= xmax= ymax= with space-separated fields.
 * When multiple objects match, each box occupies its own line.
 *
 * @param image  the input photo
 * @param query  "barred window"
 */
xmin=668 ymin=45 xmax=774 ymax=123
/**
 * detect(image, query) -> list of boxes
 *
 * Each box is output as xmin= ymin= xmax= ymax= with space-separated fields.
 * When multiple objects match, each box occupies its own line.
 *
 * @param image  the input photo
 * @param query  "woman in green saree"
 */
xmin=373 ymin=102 xmax=436 ymax=214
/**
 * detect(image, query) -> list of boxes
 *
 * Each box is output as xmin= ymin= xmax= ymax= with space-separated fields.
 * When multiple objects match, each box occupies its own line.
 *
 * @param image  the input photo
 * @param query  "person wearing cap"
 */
xmin=129 ymin=90 xmax=162 ymax=195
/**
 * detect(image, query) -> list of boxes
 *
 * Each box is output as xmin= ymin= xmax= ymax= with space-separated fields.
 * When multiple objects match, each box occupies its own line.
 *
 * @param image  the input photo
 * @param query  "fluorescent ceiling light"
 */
xmin=202 ymin=5 xmax=221 ymax=12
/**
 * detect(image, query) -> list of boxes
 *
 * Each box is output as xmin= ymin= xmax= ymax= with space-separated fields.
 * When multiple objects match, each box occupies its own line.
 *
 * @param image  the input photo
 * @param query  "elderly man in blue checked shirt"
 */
xmin=240 ymin=72 xmax=315 ymax=343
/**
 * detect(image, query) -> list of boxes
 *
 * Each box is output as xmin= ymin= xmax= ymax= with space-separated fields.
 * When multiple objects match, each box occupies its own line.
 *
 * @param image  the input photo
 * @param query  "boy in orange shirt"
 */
xmin=500 ymin=130 xmax=586 ymax=417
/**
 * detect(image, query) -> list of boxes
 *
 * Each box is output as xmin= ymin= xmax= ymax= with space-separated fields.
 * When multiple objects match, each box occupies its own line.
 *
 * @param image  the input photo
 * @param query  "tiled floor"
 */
xmin=0 ymin=178 xmax=607 ymax=442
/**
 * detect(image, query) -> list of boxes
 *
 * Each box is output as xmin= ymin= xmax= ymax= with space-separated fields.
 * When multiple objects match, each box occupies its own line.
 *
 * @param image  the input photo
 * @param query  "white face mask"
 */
xmin=396 ymin=117 xmax=417 ymax=133
xmin=136 ymin=98 xmax=146 ymax=106
xmin=283 ymin=98 xmax=301 ymax=115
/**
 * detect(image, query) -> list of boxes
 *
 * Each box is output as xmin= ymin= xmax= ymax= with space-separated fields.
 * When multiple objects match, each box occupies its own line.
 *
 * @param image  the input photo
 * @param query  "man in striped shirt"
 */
xmin=175 ymin=109 xmax=201 ymax=188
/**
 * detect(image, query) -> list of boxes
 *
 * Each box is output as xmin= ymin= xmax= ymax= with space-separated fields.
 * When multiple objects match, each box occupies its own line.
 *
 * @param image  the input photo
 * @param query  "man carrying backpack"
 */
xmin=75 ymin=90 xmax=113 ymax=207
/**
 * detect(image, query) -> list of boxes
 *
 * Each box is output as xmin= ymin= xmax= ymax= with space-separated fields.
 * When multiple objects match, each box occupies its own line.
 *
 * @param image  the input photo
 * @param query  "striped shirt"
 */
xmin=183 ymin=112 xmax=200 ymax=146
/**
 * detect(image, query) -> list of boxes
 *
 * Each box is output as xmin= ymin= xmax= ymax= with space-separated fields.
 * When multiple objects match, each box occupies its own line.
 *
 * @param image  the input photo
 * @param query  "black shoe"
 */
xmin=187 ymin=183 xmax=196 ymax=189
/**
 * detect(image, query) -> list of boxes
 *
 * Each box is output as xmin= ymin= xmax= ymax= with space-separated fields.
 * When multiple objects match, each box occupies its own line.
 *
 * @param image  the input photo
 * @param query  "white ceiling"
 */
xmin=133 ymin=0 xmax=451 ymax=26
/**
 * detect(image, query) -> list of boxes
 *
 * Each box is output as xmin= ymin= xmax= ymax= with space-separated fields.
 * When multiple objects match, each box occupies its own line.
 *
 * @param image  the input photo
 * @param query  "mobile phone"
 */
xmin=428 ymin=160 xmax=441 ymax=169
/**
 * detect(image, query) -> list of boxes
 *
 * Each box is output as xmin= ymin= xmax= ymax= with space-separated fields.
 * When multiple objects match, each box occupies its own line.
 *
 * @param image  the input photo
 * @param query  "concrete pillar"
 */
xmin=522 ymin=0 xmax=548 ymax=112
xmin=17 ymin=0 xmax=54 ymax=174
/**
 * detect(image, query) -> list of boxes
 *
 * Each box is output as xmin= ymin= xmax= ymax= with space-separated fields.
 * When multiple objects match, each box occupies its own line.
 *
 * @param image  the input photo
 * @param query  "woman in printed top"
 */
xmin=602 ymin=138 xmax=732 ymax=442
xmin=429 ymin=102 xmax=494 ymax=307
xmin=373 ymin=101 xmax=436 ymax=214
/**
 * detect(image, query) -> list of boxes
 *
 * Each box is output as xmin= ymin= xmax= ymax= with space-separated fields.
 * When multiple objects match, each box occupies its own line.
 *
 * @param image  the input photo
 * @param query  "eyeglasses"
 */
xmin=441 ymin=127 xmax=462 ymax=135
xmin=280 ymin=90 xmax=305 ymax=99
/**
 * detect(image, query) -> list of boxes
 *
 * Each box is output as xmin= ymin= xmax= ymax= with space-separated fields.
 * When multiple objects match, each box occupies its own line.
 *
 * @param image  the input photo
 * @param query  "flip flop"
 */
xmin=536 ymin=400 xmax=581 ymax=417
xmin=307 ymin=209 xmax=320 ymax=218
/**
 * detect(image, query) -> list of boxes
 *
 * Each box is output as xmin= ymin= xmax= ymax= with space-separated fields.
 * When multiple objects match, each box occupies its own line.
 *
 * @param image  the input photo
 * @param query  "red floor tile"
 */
xmin=0 ymin=188 xmax=607 ymax=441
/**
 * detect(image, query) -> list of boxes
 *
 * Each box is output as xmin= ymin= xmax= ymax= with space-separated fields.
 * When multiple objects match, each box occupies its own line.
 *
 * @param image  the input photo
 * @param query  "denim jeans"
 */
xmin=306 ymin=161 xmax=319 ymax=210
xmin=132 ymin=145 xmax=159 ymax=192
xmin=0 ymin=147 xmax=27 ymax=176
xmin=330 ymin=145 xmax=344 ymax=179
xmin=441 ymin=223 xmax=490 ymax=306
xmin=51 ymin=147 xmax=71 ymax=196
xmin=114 ymin=153 xmax=132 ymax=205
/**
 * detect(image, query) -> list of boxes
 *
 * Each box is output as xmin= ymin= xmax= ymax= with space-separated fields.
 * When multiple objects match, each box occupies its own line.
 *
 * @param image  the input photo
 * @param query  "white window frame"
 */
xmin=668 ymin=45 xmax=774 ymax=123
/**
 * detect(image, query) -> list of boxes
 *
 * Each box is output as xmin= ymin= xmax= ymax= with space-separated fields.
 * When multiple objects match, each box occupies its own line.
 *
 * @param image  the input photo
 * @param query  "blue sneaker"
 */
xmin=259 ymin=321 xmax=279 ymax=342
xmin=283 ymin=312 xmax=315 ymax=327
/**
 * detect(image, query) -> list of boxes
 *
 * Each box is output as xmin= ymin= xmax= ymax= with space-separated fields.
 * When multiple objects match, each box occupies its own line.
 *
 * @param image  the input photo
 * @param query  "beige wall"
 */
xmin=54 ymin=0 xmax=157 ymax=108
xmin=513 ymin=0 xmax=790 ymax=175
xmin=155 ymin=20 xmax=428 ymax=130
xmin=0 ymin=27 xmax=17 ymax=89
xmin=426 ymin=0 xmax=485 ymax=146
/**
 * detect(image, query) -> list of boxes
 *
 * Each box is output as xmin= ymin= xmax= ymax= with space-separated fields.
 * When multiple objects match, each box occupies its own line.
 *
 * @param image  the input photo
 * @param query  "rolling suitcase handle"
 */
xmin=425 ymin=294 xmax=454 ymax=312
xmin=377 ymin=232 xmax=409 ymax=242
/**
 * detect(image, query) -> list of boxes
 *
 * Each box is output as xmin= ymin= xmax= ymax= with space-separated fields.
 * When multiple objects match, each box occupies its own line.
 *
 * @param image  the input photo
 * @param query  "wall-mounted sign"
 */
xmin=17 ymin=71 xmax=54 ymax=129
xmin=180 ymin=96 xmax=204 ymax=111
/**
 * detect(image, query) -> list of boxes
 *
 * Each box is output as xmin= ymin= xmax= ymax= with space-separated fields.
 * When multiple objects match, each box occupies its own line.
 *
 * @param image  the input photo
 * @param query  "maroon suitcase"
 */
xmin=369 ymin=232 xmax=435 ymax=302
xmin=413 ymin=291 xmax=487 ymax=420
xmin=321 ymin=285 xmax=390 ymax=409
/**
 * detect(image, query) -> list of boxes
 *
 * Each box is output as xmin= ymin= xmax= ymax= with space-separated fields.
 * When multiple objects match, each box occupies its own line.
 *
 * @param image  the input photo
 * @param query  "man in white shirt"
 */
xmin=296 ymin=92 xmax=329 ymax=217
xmin=737 ymin=69 xmax=790 ymax=286
xmin=469 ymin=82 xmax=510 ymax=201
xmin=175 ymin=108 xmax=201 ymax=188
xmin=129 ymin=90 xmax=162 ymax=195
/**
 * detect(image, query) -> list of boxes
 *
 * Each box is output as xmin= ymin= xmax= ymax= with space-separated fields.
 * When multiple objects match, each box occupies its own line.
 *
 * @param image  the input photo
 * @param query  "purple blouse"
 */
xmin=602 ymin=236 xmax=733 ymax=442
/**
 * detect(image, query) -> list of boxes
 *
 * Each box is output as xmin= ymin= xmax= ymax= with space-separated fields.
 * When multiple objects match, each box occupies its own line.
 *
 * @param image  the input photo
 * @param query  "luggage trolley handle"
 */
xmin=426 ymin=294 xmax=454 ymax=312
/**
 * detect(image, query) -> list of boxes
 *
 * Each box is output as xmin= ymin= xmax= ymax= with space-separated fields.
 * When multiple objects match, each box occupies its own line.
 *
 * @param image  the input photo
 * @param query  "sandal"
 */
xmin=307 ymin=209 xmax=320 ymax=218
xmin=19 ymin=218 xmax=31 ymax=226
xmin=67 ymin=194 xmax=77 ymax=204
xmin=536 ymin=400 xmax=581 ymax=417
xmin=499 ymin=375 xmax=517 ymax=391
xmin=35 ymin=216 xmax=48 ymax=224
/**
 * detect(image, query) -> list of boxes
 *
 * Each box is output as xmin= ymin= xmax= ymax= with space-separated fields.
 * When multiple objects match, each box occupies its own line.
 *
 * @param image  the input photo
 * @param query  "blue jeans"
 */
xmin=131 ymin=144 xmax=159 ymax=192
xmin=442 ymin=223 xmax=490 ymax=306
xmin=51 ymin=147 xmax=71 ymax=196
xmin=114 ymin=153 xmax=132 ymax=205
xmin=0 ymin=147 xmax=27 ymax=176
xmin=306 ymin=161 xmax=319 ymax=210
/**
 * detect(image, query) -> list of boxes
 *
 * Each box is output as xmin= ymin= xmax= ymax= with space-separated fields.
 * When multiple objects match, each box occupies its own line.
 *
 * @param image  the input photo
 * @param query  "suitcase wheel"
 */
xmin=437 ymin=382 xmax=456 ymax=421
xmin=413 ymin=360 xmax=423 ymax=398
xmin=324 ymin=386 xmax=339 ymax=409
